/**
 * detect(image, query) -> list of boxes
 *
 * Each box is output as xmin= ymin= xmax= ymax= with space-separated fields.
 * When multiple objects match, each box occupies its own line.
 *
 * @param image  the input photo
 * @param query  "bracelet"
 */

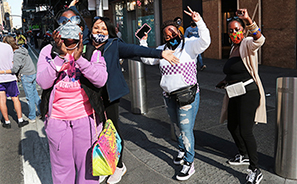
xmin=246 ymin=21 xmax=257 ymax=30
xmin=252 ymin=28 xmax=261 ymax=35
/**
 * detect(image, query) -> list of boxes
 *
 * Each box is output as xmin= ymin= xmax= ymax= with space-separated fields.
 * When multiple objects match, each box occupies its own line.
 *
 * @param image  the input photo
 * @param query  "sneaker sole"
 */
xmin=107 ymin=166 xmax=127 ymax=184
xmin=176 ymin=170 xmax=195 ymax=181
xmin=228 ymin=161 xmax=249 ymax=166
xmin=173 ymin=159 xmax=184 ymax=165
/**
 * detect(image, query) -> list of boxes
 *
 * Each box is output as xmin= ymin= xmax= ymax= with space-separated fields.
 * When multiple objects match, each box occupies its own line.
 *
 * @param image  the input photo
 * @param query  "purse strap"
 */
xmin=243 ymin=79 xmax=254 ymax=86
xmin=93 ymin=108 xmax=108 ymax=140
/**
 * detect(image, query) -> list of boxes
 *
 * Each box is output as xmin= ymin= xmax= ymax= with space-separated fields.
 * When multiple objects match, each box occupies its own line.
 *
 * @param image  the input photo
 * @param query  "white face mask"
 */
xmin=91 ymin=33 xmax=109 ymax=44
xmin=55 ymin=21 xmax=82 ymax=40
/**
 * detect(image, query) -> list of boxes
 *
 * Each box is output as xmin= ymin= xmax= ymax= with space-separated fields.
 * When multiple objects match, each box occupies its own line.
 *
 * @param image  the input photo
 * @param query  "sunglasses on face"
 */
xmin=57 ymin=15 xmax=81 ymax=26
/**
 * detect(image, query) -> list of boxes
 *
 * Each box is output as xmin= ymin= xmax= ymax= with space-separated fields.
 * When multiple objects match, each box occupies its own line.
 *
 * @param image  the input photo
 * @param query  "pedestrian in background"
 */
xmin=174 ymin=16 xmax=185 ymax=35
xmin=216 ymin=8 xmax=266 ymax=184
xmin=0 ymin=41 xmax=29 ymax=128
xmin=1 ymin=35 xmax=40 ymax=123
xmin=184 ymin=21 xmax=206 ymax=71
xmin=140 ymin=6 xmax=210 ymax=181
xmin=37 ymin=8 xmax=108 ymax=184
xmin=115 ymin=27 xmax=122 ymax=39
xmin=16 ymin=31 xmax=28 ymax=49
xmin=83 ymin=16 xmax=178 ymax=184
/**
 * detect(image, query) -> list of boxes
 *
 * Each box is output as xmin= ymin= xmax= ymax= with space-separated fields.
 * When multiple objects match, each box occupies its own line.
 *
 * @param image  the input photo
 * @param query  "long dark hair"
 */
xmin=92 ymin=17 xmax=117 ymax=38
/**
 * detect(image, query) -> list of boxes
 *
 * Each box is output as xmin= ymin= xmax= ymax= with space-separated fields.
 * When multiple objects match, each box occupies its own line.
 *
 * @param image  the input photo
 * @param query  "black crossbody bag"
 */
xmin=169 ymin=84 xmax=197 ymax=106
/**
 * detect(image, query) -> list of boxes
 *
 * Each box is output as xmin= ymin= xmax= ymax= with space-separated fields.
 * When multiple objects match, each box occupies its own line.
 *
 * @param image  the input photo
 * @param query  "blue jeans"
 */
xmin=197 ymin=54 xmax=204 ymax=67
xmin=21 ymin=74 xmax=41 ymax=120
xmin=164 ymin=92 xmax=200 ymax=163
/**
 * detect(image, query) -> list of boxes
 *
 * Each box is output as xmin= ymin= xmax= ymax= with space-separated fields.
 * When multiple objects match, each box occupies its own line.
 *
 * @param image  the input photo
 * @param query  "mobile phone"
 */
xmin=237 ymin=10 xmax=243 ymax=16
xmin=135 ymin=23 xmax=151 ymax=40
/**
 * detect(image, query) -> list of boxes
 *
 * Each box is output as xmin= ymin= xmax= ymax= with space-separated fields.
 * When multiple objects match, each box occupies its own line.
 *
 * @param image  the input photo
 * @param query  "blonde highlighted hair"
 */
xmin=3 ymin=35 xmax=19 ymax=50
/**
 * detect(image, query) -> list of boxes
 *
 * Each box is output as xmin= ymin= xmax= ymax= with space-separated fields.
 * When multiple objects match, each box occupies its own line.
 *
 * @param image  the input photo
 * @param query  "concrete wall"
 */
xmin=161 ymin=0 xmax=183 ymax=25
xmin=202 ymin=0 xmax=221 ymax=59
xmin=261 ymin=0 xmax=296 ymax=68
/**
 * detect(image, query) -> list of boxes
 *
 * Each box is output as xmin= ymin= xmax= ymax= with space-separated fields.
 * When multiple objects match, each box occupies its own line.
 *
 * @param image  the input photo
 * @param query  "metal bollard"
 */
xmin=128 ymin=59 xmax=147 ymax=114
xmin=275 ymin=77 xmax=297 ymax=179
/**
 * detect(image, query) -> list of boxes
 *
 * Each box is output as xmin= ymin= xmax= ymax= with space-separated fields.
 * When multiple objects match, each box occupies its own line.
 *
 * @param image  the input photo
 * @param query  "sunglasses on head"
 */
xmin=94 ymin=16 xmax=103 ymax=20
xmin=227 ymin=16 xmax=240 ymax=22
xmin=57 ymin=15 xmax=81 ymax=26
xmin=93 ymin=16 xmax=110 ymax=22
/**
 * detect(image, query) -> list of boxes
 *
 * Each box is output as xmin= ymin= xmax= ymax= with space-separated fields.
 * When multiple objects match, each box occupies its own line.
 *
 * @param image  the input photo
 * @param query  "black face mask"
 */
xmin=166 ymin=36 xmax=181 ymax=50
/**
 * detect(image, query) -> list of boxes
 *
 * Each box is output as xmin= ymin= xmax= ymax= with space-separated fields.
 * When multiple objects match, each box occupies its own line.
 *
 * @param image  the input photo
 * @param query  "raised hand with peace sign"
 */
xmin=184 ymin=6 xmax=201 ymax=22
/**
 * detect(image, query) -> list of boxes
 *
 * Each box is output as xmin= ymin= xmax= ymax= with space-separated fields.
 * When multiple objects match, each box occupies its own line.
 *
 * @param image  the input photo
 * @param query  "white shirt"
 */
xmin=0 ymin=42 xmax=17 ymax=83
xmin=140 ymin=19 xmax=211 ymax=93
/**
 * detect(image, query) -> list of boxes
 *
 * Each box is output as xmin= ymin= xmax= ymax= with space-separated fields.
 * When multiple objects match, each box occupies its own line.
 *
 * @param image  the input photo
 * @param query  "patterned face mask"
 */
xmin=229 ymin=31 xmax=244 ymax=44
xmin=91 ymin=33 xmax=109 ymax=44
xmin=55 ymin=21 xmax=82 ymax=40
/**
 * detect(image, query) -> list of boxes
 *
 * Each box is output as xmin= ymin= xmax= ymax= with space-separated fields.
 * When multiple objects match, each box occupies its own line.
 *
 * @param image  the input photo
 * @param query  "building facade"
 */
xmin=3 ymin=1 xmax=12 ymax=31
xmin=104 ymin=0 xmax=297 ymax=69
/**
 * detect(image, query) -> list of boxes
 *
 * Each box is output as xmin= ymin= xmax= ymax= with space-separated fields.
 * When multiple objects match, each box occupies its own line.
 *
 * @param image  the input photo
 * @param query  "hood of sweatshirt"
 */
xmin=14 ymin=46 xmax=28 ymax=56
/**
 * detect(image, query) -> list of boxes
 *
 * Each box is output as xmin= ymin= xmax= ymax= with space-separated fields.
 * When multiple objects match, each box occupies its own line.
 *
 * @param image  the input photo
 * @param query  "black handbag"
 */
xmin=169 ymin=84 xmax=197 ymax=106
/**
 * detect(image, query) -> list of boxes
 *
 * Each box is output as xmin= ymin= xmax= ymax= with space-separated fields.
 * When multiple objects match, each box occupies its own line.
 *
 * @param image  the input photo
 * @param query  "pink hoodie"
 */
xmin=36 ymin=44 xmax=108 ymax=118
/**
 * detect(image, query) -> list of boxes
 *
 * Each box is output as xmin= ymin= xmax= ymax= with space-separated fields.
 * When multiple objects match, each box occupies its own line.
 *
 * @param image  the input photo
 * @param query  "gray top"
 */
xmin=11 ymin=47 xmax=36 ymax=75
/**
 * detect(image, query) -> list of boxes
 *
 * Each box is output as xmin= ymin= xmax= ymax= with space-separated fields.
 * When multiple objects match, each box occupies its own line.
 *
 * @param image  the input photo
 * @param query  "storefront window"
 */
xmin=115 ymin=3 xmax=124 ymax=33
xmin=136 ymin=0 xmax=155 ymax=47
xmin=114 ymin=0 xmax=156 ymax=47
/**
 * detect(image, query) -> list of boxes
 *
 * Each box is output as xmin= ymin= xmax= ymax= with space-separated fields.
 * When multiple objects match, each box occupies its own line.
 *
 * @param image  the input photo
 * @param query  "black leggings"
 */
xmin=104 ymin=99 xmax=124 ymax=168
xmin=227 ymin=89 xmax=260 ymax=170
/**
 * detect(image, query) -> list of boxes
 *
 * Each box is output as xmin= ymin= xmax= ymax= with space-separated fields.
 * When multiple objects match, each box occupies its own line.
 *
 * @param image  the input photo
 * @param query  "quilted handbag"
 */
xmin=92 ymin=119 xmax=122 ymax=176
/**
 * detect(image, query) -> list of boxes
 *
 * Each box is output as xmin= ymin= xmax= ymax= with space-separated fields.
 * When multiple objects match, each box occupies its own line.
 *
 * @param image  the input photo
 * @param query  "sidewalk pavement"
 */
xmin=22 ymin=43 xmax=297 ymax=183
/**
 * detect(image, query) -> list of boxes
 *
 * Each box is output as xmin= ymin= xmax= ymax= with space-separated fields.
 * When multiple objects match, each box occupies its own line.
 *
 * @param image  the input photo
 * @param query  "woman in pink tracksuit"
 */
xmin=36 ymin=8 xmax=108 ymax=183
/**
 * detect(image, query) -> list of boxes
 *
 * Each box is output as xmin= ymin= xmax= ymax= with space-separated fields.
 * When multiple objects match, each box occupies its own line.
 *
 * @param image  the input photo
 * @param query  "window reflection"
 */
xmin=114 ymin=0 xmax=156 ymax=47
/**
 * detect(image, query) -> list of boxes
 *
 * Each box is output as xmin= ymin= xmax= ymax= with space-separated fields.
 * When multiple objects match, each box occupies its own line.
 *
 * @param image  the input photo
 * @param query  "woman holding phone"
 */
xmin=217 ymin=9 xmax=266 ymax=184
xmin=140 ymin=6 xmax=210 ymax=181
xmin=83 ymin=16 xmax=178 ymax=184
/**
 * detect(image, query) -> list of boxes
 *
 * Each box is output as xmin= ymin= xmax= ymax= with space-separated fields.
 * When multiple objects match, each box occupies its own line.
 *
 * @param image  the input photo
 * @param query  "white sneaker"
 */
xmin=173 ymin=148 xmax=185 ymax=165
xmin=107 ymin=163 xmax=127 ymax=184
xmin=99 ymin=175 xmax=108 ymax=183
xmin=176 ymin=161 xmax=195 ymax=181
xmin=228 ymin=154 xmax=249 ymax=166
xmin=29 ymin=119 xmax=36 ymax=123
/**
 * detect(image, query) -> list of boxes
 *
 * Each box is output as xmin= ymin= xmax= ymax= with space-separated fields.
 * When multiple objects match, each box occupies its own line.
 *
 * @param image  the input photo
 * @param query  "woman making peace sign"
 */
xmin=140 ymin=6 xmax=211 ymax=181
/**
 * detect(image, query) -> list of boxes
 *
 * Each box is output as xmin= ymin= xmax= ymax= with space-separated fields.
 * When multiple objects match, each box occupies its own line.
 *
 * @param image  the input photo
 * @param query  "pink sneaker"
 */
xmin=107 ymin=163 xmax=127 ymax=184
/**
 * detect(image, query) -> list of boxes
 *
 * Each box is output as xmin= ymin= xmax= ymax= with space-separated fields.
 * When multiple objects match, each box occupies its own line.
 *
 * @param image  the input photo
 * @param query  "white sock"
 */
xmin=5 ymin=120 xmax=10 ymax=124
xmin=18 ymin=118 xmax=23 ymax=123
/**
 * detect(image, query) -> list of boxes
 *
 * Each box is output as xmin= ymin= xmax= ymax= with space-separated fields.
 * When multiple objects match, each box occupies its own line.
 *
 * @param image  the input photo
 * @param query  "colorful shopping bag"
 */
xmin=92 ymin=119 xmax=122 ymax=176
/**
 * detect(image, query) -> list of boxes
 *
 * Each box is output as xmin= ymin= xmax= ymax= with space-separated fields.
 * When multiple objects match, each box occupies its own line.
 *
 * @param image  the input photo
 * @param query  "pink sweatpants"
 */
xmin=45 ymin=114 xmax=104 ymax=184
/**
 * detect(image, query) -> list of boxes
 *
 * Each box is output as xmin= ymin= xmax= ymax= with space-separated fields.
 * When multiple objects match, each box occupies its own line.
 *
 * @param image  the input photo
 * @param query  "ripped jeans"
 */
xmin=164 ymin=92 xmax=200 ymax=163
